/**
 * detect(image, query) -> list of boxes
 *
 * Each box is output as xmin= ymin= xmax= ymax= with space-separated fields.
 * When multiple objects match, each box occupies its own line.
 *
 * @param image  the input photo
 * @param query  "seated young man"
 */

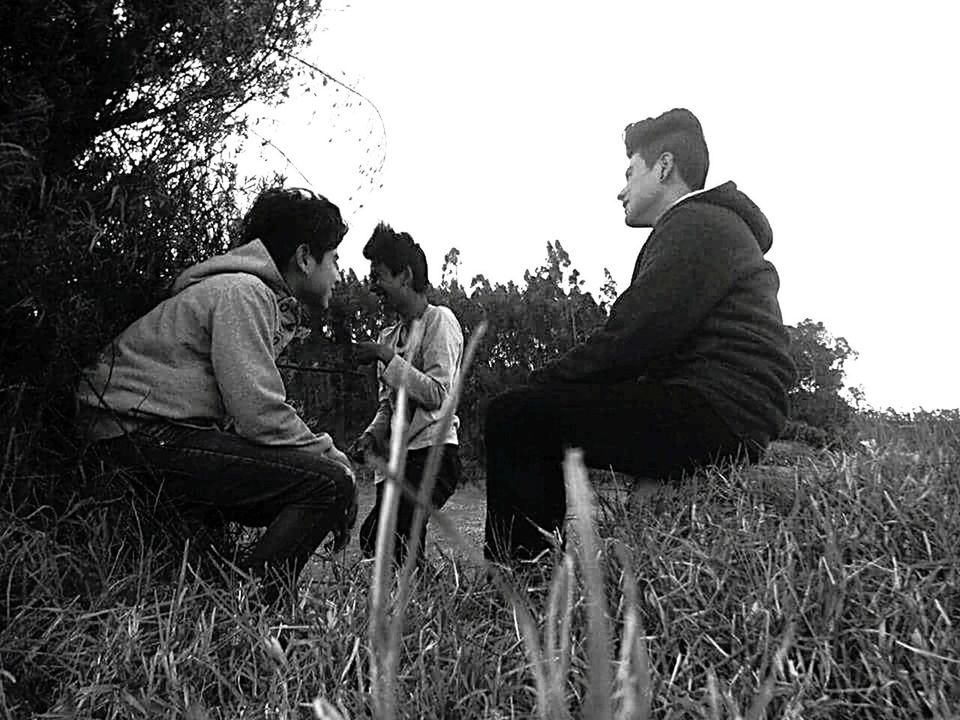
xmin=484 ymin=108 xmax=797 ymax=563
xmin=349 ymin=222 xmax=464 ymax=567
xmin=76 ymin=187 xmax=357 ymax=602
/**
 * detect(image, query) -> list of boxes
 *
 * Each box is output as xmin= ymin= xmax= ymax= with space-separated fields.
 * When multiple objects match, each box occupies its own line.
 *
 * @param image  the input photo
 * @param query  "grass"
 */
xmin=2 ymin=387 xmax=959 ymax=717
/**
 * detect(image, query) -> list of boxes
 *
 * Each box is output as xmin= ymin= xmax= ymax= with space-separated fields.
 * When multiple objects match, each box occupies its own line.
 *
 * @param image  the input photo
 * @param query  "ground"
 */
xmin=325 ymin=478 xmax=488 ymax=569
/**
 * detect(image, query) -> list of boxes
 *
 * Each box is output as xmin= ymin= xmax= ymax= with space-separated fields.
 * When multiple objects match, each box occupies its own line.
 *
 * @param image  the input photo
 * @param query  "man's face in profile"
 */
xmin=618 ymin=152 xmax=661 ymax=228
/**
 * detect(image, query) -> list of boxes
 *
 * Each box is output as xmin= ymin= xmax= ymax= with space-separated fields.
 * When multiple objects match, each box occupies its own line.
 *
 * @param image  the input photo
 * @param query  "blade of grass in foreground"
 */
xmin=392 ymin=321 xmax=487 ymax=622
xmin=613 ymin=542 xmax=652 ymax=720
xmin=563 ymin=448 xmax=613 ymax=720
xmin=368 ymin=383 xmax=409 ymax=720
xmin=368 ymin=321 xmax=488 ymax=720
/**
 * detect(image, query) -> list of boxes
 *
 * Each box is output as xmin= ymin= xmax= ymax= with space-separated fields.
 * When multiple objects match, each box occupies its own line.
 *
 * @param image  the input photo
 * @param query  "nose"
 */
xmin=617 ymin=186 xmax=626 ymax=203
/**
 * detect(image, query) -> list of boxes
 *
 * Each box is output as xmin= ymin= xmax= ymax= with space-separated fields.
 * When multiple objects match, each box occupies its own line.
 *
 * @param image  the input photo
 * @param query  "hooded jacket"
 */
xmin=529 ymin=181 xmax=797 ymax=444
xmin=76 ymin=239 xmax=333 ymax=450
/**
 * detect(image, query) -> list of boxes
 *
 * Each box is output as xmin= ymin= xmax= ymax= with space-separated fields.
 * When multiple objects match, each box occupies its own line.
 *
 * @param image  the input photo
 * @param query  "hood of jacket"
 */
xmin=171 ymin=239 xmax=293 ymax=297
xmin=672 ymin=181 xmax=773 ymax=253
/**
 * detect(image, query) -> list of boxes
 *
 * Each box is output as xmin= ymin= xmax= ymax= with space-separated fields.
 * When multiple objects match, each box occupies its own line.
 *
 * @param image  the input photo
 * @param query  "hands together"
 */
xmin=347 ymin=431 xmax=384 ymax=465
xmin=352 ymin=341 xmax=394 ymax=366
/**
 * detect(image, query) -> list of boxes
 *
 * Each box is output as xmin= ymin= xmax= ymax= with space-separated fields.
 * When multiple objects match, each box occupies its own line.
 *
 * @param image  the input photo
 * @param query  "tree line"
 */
xmin=286 ymin=241 xmax=860 ymax=460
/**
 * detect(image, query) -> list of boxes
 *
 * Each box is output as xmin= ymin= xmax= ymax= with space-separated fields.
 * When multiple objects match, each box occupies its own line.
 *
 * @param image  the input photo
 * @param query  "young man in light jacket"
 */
xmin=76 ymin=187 xmax=357 ymax=602
xmin=349 ymin=222 xmax=464 ymax=567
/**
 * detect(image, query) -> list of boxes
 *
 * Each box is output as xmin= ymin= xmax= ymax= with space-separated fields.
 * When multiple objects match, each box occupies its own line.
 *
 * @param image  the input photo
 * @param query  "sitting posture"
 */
xmin=484 ymin=108 xmax=797 ymax=563
xmin=350 ymin=222 xmax=464 ymax=567
xmin=76 ymin=187 xmax=357 ymax=602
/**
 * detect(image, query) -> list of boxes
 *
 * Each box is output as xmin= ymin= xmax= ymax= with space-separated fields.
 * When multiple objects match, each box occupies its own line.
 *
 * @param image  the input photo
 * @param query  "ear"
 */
xmin=400 ymin=265 xmax=414 ymax=287
xmin=658 ymin=152 xmax=674 ymax=182
xmin=294 ymin=244 xmax=313 ymax=274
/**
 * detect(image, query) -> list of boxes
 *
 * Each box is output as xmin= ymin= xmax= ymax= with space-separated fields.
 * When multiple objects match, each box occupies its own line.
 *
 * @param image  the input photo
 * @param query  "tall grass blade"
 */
xmin=545 ymin=553 xmax=575 ymax=719
xmin=613 ymin=543 xmax=652 ymax=720
xmin=745 ymin=622 xmax=795 ymax=720
xmin=394 ymin=321 xmax=487 ymax=609
xmin=368 ymin=382 xmax=409 ymax=720
xmin=563 ymin=448 xmax=613 ymax=720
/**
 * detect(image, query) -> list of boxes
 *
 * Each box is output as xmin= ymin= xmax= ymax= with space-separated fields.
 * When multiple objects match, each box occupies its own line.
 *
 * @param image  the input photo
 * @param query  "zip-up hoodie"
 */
xmin=76 ymin=239 xmax=333 ymax=450
xmin=529 ymin=181 xmax=797 ymax=444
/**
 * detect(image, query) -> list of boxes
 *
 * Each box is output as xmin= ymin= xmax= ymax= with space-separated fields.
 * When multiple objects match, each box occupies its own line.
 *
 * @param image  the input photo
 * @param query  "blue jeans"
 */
xmin=96 ymin=422 xmax=356 ymax=601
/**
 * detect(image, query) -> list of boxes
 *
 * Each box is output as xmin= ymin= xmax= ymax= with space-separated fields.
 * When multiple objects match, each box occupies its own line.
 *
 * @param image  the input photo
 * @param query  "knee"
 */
xmin=328 ymin=463 xmax=356 ymax=510
xmin=301 ymin=460 xmax=355 ymax=512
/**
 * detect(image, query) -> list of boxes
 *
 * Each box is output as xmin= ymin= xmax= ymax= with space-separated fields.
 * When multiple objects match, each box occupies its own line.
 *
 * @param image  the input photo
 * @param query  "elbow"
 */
xmin=422 ymin=384 xmax=448 ymax=412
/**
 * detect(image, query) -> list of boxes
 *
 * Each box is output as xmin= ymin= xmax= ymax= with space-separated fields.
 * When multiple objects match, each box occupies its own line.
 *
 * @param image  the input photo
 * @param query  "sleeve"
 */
xmin=381 ymin=308 xmax=463 ymax=411
xmin=209 ymin=281 xmax=333 ymax=449
xmin=530 ymin=207 xmax=758 ymax=384
xmin=362 ymin=328 xmax=395 ymax=449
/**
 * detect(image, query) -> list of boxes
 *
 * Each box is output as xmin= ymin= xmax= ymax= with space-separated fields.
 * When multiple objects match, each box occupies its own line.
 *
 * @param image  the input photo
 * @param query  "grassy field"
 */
xmin=2 ymin=410 xmax=959 ymax=719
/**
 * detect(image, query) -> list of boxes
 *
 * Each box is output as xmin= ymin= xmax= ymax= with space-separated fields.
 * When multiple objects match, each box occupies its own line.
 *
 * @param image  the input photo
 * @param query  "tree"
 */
xmin=1 ymin=0 xmax=322 ymax=173
xmin=1 ymin=0 xmax=329 ymax=389
xmin=784 ymin=319 xmax=860 ymax=446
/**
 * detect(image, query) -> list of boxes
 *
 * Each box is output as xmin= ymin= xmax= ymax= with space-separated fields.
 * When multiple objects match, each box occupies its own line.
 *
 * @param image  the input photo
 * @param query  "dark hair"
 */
xmin=242 ymin=187 xmax=347 ymax=270
xmin=624 ymin=109 xmax=709 ymax=190
xmin=363 ymin=221 xmax=429 ymax=293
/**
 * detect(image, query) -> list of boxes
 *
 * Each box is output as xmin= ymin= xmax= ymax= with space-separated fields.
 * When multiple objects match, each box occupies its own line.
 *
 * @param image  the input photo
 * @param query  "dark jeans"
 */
xmin=359 ymin=444 xmax=461 ymax=567
xmin=96 ymin=422 xmax=356 ymax=601
xmin=483 ymin=381 xmax=762 ymax=562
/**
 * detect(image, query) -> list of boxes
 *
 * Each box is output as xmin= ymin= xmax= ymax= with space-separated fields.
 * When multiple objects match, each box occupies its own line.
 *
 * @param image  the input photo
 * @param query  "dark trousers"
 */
xmin=483 ymin=381 xmax=761 ymax=562
xmin=96 ymin=422 xmax=355 ymax=601
xmin=359 ymin=445 xmax=461 ymax=567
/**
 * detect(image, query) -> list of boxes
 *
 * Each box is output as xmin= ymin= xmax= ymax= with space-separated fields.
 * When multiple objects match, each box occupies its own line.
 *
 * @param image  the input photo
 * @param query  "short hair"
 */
xmin=624 ymin=109 xmax=709 ymax=190
xmin=242 ymin=187 xmax=347 ymax=270
xmin=363 ymin=221 xmax=429 ymax=293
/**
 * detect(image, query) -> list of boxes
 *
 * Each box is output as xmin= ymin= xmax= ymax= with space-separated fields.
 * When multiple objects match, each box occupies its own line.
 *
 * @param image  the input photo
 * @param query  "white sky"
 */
xmin=237 ymin=0 xmax=960 ymax=412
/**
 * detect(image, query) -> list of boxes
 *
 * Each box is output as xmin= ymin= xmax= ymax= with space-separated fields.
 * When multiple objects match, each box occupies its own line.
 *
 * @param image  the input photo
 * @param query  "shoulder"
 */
xmin=189 ymin=274 xmax=279 ymax=319
xmin=204 ymin=273 xmax=275 ymax=300
xmin=656 ymin=203 xmax=758 ymax=256
xmin=426 ymin=304 xmax=463 ymax=333
xmin=664 ymin=201 xmax=751 ymax=237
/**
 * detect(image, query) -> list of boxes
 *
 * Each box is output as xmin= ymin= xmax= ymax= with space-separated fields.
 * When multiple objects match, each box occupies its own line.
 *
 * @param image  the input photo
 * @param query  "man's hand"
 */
xmin=327 ymin=476 xmax=358 ymax=553
xmin=323 ymin=444 xmax=357 ymax=553
xmin=348 ymin=432 xmax=377 ymax=464
xmin=353 ymin=341 xmax=395 ymax=366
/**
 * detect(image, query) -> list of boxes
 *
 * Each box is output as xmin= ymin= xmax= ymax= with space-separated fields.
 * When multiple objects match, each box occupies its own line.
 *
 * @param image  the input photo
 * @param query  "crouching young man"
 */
xmin=484 ymin=109 xmax=797 ymax=564
xmin=349 ymin=222 xmax=464 ymax=568
xmin=76 ymin=188 xmax=357 ymax=602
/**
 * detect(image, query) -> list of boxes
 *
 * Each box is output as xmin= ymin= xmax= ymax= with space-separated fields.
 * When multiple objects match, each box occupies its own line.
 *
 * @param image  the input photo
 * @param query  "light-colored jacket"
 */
xmin=363 ymin=304 xmax=463 ymax=470
xmin=76 ymin=239 xmax=333 ymax=451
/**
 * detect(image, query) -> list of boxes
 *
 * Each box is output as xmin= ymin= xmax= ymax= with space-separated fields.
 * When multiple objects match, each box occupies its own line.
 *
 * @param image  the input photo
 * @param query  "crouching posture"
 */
xmin=484 ymin=109 xmax=797 ymax=563
xmin=350 ymin=222 xmax=464 ymax=567
xmin=76 ymin=188 xmax=357 ymax=602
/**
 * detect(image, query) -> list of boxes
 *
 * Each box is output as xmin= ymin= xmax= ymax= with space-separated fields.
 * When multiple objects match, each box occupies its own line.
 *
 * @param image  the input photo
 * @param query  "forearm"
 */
xmin=381 ymin=354 xmax=447 ymax=409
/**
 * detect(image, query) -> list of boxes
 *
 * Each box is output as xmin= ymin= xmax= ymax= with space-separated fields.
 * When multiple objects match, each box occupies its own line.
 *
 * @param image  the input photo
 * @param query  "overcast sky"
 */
xmin=237 ymin=0 xmax=959 ymax=413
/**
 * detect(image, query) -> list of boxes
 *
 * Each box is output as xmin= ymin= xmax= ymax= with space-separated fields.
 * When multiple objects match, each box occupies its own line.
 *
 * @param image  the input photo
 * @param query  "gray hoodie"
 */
xmin=77 ymin=240 xmax=333 ymax=450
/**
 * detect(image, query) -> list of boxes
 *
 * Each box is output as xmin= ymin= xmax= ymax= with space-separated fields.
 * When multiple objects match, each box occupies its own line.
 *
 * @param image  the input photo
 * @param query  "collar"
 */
xmin=667 ymin=184 xmax=718 ymax=212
